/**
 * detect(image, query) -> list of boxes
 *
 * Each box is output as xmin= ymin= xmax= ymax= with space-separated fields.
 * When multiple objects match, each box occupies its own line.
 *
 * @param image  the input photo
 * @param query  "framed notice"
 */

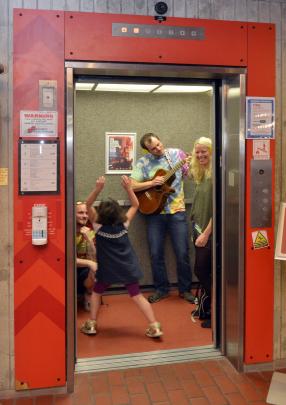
xmin=19 ymin=140 xmax=60 ymax=195
xmin=105 ymin=132 xmax=136 ymax=174
xmin=246 ymin=97 xmax=275 ymax=139
xmin=275 ymin=202 xmax=286 ymax=260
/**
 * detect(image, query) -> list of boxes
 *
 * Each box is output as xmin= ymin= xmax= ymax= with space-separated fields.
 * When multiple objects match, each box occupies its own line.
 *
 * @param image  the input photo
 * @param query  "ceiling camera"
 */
xmin=154 ymin=1 xmax=168 ymax=15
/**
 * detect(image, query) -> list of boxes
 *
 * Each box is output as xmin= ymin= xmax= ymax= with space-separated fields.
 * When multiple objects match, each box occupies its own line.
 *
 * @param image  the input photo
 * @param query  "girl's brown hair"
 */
xmin=96 ymin=198 xmax=127 ymax=225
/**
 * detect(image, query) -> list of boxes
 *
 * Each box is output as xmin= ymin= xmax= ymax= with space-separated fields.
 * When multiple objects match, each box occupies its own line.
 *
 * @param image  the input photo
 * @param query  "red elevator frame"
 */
xmin=13 ymin=9 xmax=275 ymax=389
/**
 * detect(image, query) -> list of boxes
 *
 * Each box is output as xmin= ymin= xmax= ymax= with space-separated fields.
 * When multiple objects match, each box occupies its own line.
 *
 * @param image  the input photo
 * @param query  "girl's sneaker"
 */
xmin=81 ymin=319 xmax=97 ymax=335
xmin=145 ymin=322 xmax=163 ymax=338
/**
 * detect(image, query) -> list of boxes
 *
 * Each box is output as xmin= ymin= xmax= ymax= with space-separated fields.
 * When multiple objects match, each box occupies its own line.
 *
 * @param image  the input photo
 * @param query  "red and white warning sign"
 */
xmin=253 ymin=139 xmax=270 ymax=160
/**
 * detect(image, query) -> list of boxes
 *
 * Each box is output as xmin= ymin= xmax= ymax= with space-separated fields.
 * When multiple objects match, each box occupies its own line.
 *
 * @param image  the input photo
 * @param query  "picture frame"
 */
xmin=105 ymin=132 xmax=136 ymax=174
xmin=275 ymin=202 xmax=286 ymax=260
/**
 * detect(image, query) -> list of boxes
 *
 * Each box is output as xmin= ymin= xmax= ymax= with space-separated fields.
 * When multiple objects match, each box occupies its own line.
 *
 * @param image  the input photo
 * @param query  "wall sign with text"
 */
xmin=19 ymin=140 xmax=60 ymax=195
xmin=246 ymin=97 xmax=275 ymax=139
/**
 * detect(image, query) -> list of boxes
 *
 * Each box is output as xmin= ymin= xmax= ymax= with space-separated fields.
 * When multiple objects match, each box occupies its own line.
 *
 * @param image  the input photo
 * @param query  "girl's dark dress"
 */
xmin=95 ymin=223 xmax=143 ymax=284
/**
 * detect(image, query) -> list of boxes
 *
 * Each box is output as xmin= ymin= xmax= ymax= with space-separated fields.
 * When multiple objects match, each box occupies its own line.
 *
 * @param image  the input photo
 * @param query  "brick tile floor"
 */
xmin=1 ymin=358 xmax=285 ymax=404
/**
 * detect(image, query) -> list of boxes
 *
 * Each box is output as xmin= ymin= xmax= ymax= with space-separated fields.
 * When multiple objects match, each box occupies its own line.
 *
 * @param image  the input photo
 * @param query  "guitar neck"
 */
xmin=163 ymin=159 xmax=186 ymax=182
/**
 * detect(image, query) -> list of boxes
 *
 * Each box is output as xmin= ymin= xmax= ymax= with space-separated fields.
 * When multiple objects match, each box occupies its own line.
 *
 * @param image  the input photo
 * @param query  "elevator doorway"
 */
xmin=66 ymin=62 xmax=245 ymax=374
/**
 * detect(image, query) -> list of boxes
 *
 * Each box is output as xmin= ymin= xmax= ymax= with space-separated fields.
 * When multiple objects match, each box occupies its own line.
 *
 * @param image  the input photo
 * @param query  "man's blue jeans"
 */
xmin=145 ymin=211 xmax=192 ymax=295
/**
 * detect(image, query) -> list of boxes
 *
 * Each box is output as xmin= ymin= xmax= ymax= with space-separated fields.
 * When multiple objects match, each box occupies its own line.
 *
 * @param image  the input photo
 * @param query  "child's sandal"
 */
xmin=145 ymin=322 xmax=163 ymax=338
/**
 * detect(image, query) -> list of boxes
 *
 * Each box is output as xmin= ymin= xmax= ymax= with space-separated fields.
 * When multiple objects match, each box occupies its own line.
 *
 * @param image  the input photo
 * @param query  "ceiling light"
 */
xmin=95 ymin=83 xmax=159 ymax=92
xmin=154 ymin=85 xmax=213 ymax=93
xmin=75 ymin=83 xmax=94 ymax=91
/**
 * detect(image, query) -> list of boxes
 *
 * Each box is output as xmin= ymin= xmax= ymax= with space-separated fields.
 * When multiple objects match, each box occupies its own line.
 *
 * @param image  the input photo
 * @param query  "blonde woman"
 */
xmin=190 ymin=137 xmax=212 ymax=329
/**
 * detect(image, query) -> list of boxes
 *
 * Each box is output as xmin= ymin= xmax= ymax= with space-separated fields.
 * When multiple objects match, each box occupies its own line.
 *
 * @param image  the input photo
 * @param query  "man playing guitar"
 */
xmin=130 ymin=133 xmax=194 ymax=304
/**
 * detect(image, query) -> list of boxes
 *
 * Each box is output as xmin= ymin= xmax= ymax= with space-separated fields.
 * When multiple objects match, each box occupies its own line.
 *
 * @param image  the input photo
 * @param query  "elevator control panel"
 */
xmin=250 ymin=160 xmax=272 ymax=228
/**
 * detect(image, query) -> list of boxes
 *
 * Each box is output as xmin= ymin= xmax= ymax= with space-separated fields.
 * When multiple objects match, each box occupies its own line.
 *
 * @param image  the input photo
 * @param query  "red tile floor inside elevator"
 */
xmin=1 ymin=360 xmax=285 ymax=404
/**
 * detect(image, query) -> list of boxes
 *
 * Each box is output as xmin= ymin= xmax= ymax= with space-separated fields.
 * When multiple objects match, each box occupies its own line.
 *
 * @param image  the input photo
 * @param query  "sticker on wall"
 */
xmin=20 ymin=110 xmax=58 ymax=137
xmin=39 ymin=80 xmax=57 ymax=111
xmin=253 ymin=139 xmax=270 ymax=160
xmin=246 ymin=97 xmax=275 ymax=139
xmin=252 ymin=230 xmax=269 ymax=250
xmin=0 ymin=168 xmax=8 ymax=185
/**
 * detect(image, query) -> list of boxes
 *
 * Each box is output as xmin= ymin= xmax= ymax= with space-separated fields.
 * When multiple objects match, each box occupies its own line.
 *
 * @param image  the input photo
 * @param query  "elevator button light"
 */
xmin=121 ymin=27 xmax=128 ymax=33
xmin=262 ymin=198 xmax=269 ymax=204
xmin=259 ymin=169 xmax=265 ymax=174
xmin=133 ymin=27 xmax=139 ymax=34
xmin=262 ymin=188 xmax=269 ymax=194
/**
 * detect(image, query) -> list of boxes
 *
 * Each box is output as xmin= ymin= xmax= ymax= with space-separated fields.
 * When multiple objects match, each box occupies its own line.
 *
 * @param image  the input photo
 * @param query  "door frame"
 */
xmin=66 ymin=61 xmax=246 ymax=382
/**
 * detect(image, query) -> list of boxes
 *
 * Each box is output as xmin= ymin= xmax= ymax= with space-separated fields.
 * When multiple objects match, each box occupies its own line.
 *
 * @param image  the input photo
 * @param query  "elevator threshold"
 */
xmin=75 ymin=345 xmax=222 ymax=373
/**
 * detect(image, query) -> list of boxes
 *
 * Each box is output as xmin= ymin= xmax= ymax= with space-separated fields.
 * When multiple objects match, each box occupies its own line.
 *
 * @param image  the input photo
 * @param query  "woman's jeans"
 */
xmin=146 ymin=211 xmax=192 ymax=295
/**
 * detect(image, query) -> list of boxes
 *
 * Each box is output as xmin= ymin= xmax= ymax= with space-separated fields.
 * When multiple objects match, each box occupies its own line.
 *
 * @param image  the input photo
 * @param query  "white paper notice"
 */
xmin=253 ymin=139 xmax=270 ymax=160
xmin=246 ymin=97 xmax=275 ymax=139
xmin=20 ymin=111 xmax=58 ymax=137
xmin=20 ymin=142 xmax=58 ymax=193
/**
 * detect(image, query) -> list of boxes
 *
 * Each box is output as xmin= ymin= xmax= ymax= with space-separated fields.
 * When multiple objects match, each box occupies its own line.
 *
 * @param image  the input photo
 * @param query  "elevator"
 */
xmin=13 ymin=9 xmax=275 ymax=392
xmin=66 ymin=63 xmax=245 ymax=376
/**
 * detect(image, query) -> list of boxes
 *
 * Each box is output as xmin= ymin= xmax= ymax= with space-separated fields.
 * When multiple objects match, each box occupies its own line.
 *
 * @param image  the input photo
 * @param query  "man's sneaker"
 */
xmin=179 ymin=291 xmax=195 ymax=303
xmin=80 ymin=319 xmax=97 ymax=335
xmin=148 ymin=291 xmax=169 ymax=304
xmin=146 ymin=322 xmax=163 ymax=338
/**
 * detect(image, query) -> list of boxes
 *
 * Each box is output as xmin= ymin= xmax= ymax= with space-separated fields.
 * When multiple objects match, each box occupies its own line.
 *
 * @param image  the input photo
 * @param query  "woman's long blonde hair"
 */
xmin=190 ymin=137 xmax=212 ymax=184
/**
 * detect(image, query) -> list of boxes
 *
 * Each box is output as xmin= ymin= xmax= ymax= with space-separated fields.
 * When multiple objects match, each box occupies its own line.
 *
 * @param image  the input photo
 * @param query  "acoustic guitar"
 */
xmin=135 ymin=157 xmax=190 ymax=215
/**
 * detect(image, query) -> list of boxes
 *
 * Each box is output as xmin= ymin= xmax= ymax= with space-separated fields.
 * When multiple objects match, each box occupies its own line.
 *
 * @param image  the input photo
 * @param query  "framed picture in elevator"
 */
xmin=275 ymin=202 xmax=286 ymax=260
xmin=105 ymin=132 xmax=136 ymax=174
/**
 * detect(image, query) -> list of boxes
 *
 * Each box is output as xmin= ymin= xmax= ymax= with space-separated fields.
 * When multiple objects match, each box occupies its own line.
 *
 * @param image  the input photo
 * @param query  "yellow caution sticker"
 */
xmin=252 ymin=230 xmax=269 ymax=249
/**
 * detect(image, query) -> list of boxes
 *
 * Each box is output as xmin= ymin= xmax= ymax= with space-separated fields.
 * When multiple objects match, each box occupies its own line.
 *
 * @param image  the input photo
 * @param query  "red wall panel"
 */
xmin=65 ymin=13 xmax=247 ymax=66
xmin=244 ymin=23 xmax=275 ymax=364
xmin=13 ymin=9 xmax=66 ymax=389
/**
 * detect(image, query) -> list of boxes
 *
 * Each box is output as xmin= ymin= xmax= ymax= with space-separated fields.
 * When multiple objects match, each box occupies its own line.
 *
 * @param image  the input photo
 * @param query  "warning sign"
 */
xmin=252 ymin=230 xmax=269 ymax=249
xmin=253 ymin=139 xmax=270 ymax=160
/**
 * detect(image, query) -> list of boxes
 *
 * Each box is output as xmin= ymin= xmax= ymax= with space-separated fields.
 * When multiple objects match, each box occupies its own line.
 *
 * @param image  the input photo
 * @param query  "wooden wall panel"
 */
xmin=0 ymin=0 xmax=12 ymax=392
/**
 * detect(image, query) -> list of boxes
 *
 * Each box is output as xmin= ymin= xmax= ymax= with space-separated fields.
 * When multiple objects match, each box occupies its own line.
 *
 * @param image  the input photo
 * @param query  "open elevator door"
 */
xmin=66 ymin=62 xmax=246 ymax=377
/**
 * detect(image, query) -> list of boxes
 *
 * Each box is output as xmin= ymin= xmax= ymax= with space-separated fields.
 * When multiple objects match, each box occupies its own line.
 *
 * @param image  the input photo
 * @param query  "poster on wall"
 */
xmin=19 ymin=139 xmax=60 ymax=194
xmin=275 ymin=202 xmax=286 ymax=260
xmin=105 ymin=132 xmax=136 ymax=174
xmin=246 ymin=97 xmax=275 ymax=139
xmin=20 ymin=110 xmax=58 ymax=137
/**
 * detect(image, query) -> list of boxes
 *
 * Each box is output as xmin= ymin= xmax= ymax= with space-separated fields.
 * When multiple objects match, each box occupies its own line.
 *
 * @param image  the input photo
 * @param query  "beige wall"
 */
xmin=75 ymin=90 xmax=213 ymax=200
xmin=1 ymin=0 xmax=286 ymax=395
xmin=74 ymin=89 xmax=213 ymax=285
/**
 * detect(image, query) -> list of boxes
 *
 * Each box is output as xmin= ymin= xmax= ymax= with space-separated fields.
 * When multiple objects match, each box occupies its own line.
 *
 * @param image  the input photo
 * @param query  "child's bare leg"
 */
xmin=131 ymin=293 xmax=156 ymax=323
xmin=90 ymin=292 xmax=102 ymax=320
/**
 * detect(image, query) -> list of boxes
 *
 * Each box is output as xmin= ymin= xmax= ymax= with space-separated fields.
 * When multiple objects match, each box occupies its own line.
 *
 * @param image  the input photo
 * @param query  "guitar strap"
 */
xmin=164 ymin=149 xmax=174 ymax=169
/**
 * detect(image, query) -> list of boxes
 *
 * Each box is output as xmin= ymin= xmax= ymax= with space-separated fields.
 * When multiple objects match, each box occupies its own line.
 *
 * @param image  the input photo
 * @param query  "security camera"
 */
xmin=154 ymin=1 xmax=168 ymax=15
xmin=154 ymin=1 xmax=168 ymax=22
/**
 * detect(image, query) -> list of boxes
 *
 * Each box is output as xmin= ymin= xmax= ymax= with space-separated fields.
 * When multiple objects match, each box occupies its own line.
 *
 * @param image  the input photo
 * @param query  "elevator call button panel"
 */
xmin=112 ymin=23 xmax=205 ymax=40
xmin=250 ymin=160 xmax=272 ymax=228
